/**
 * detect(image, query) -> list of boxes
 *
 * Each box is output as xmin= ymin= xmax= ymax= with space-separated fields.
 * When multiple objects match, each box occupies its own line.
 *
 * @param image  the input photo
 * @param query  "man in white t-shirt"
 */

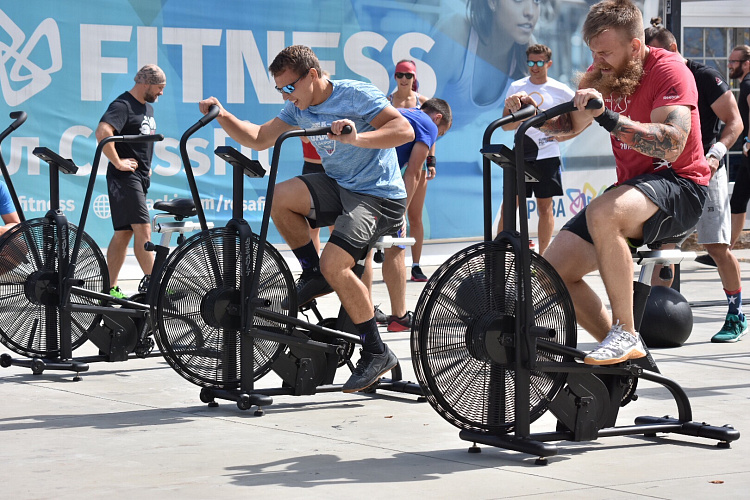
xmin=497 ymin=44 xmax=576 ymax=255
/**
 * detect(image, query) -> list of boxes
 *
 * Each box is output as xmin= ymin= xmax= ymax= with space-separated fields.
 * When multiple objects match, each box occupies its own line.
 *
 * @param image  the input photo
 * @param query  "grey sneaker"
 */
xmin=374 ymin=305 xmax=388 ymax=325
xmin=584 ymin=322 xmax=646 ymax=365
xmin=342 ymin=345 xmax=398 ymax=393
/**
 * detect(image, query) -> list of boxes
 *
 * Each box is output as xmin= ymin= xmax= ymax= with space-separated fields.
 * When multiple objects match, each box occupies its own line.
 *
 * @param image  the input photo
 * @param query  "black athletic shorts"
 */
xmin=561 ymin=169 xmax=707 ymax=246
xmin=302 ymin=160 xmax=325 ymax=175
xmin=107 ymin=171 xmax=150 ymax=231
xmin=526 ymin=157 xmax=563 ymax=198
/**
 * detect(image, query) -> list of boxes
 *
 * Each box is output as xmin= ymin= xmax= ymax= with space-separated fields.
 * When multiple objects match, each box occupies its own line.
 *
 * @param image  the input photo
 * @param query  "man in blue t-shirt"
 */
xmin=0 ymin=181 xmax=22 ymax=276
xmin=199 ymin=45 xmax=414 ymax=393
xmin=0 ymin=181 xmax=20 ymax=237
xmin=365 ymin=99 xmax=452 ymax=333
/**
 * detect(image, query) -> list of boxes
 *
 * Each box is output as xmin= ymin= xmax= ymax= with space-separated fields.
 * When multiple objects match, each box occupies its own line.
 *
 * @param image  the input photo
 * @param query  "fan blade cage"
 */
xmin=156 ymin=227 xmax=296 ymax=388
xmin=412 ymin=241 xmax=576 ymax=434
xmin=0 ymin=218 xmax=108 ymax=357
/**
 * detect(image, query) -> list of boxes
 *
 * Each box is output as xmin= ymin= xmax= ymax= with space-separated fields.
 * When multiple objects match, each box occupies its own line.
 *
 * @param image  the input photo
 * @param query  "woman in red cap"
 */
xmin=388 ymin=60 xmax=428 ymax=110
xmin=388 ymin=60 xmax=433 ymax=282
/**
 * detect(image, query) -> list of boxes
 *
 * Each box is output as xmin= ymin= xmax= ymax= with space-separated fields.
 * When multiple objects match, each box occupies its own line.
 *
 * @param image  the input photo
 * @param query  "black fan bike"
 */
xmin=410 ymin=99 xmax=740 ymax=462
xmin=0 ymin=111 xmax=213 ymax=379
xmin=154 ymin=116 xmax=423 ymax=413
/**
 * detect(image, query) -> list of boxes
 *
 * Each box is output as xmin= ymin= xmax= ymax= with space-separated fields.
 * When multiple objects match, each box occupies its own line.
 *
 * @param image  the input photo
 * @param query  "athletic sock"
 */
xmin=355 ymin=316 xmax=384 ymax=354
xmin=292 ymin=240 xmax=320 ymax=275
xmin=412 ymin=262 xmax=419 ymax=268
xmin=725 ymin=288 xmax=743 ymax=318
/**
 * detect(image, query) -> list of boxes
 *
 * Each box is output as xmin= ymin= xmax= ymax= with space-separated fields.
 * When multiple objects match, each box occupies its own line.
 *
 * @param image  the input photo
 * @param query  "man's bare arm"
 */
xmin=538 ymin=113 xmax=577 ymax=136
xmin=610 ymin=105 xmax=690 ymax=163
xmin=0 ymin=212 xmax=20 ymax=235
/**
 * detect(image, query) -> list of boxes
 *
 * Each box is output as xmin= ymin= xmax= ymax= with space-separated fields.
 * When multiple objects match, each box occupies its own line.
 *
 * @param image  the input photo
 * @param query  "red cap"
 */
xmin=395 ymin=60 xmax=418 ymax=92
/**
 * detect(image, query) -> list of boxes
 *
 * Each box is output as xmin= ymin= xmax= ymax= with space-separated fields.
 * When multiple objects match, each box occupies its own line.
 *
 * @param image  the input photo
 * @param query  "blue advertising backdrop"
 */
xmin=0 ymin=0 xmax=610 ymax=247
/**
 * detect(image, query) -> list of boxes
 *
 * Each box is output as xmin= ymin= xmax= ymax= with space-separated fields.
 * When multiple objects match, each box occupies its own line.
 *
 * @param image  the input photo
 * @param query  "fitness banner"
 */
xmin=0 ymin=0 xmax=633 ymax=248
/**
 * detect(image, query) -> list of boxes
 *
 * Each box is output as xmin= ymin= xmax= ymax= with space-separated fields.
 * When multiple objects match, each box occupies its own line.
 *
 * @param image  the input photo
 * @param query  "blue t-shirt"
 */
xmin=277 ymin=79 xmax=406 ymax=199
xmin=395 ymin=108 xmax=438 ymax=168
xmin=0 ymin=181 xmax=15 ymax=216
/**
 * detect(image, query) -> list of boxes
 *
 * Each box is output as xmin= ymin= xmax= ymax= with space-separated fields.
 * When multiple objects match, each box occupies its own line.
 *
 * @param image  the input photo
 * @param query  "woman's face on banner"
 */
xmin=495 ymin=0 xmax=541 ymax=44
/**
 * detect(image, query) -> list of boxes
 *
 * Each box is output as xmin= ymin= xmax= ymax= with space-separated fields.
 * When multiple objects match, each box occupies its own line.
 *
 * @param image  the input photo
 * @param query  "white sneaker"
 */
xmin=584 ymin=322 xmax=646 ymax=365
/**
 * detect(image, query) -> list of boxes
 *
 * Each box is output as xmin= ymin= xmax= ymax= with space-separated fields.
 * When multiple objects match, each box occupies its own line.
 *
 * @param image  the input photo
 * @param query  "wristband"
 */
xmin=426 ymin=155 xmax=436 ymax=168
xmin=706 ymin=142 xmax=727 ymax=161
xmin=594 ymin=108 xmax=620 ymax=132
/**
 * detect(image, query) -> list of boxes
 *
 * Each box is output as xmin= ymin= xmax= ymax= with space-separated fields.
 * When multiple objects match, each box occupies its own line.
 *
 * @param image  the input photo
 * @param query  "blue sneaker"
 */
xmin=711 ymin=313 xmax=748 ymax=343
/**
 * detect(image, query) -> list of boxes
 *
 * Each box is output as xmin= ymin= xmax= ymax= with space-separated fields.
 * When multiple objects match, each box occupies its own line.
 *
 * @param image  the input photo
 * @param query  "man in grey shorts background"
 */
xmin=198 ymin=45 xmax=414 ymax=393
xmin=645 ymin=23 xmax=746 ymax=343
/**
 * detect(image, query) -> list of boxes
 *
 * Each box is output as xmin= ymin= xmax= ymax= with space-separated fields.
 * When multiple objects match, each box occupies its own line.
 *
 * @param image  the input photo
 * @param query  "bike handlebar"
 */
xmin=108 ymin=133 xmax=165 ymax=144
xmin=181 ymin=105 xmax=221 ymax=231
xmin=301 ymin=124 xmax=353 ymax=137
xmin=198 ymin=104 xmax=221 ymax=126
xmin=523 ymin=97 xmax=603 ymax=130
xmin=0 ymin=111 xmax=27 ymax=143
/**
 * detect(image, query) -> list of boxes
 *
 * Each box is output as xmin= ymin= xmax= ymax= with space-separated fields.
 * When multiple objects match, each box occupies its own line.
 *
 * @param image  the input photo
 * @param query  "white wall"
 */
xmin=682 ymin=0 xmax=750 ymax=27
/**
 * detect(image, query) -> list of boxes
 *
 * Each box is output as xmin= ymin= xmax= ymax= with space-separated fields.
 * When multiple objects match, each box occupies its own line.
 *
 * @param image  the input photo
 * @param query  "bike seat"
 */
xmin=153 ymin=198 xmax=196 ymax=219
xmin=627 ymin=224 xmax=697 ymax=252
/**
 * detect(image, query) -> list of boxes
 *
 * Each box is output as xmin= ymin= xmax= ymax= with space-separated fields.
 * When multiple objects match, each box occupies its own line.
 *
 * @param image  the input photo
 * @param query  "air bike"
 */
xmin=0 ymin=110 xmax=215 ymax=378
xmin=410 ymin=98 xmax=740 ymax=463
xmin=154 ymin=111 xmax=423 ymax=414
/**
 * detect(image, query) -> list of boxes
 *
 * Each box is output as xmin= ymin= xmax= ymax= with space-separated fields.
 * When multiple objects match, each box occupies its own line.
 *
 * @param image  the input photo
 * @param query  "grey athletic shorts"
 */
xmin=696 ymin=166 xmax=730 ymax=245
xmin=298 ymin=173 xmax=406 ymax=260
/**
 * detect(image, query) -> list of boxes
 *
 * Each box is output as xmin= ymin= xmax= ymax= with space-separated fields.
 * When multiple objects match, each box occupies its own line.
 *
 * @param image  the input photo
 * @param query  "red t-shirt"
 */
xmin=301 ymin=139 xmax=321 ymax=160
xmin=600 ymin=47 xmax=710 ymax=186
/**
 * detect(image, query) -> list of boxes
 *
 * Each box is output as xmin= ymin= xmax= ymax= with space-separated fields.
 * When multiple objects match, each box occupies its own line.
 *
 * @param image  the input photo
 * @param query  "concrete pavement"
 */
xmin=1 ymin=240 xmax=750 ymax=499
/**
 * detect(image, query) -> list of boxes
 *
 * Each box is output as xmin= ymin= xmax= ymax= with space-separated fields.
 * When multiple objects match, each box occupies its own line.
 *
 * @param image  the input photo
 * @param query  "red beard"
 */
xmin=577 ymin=57 xmax=644 ymax=97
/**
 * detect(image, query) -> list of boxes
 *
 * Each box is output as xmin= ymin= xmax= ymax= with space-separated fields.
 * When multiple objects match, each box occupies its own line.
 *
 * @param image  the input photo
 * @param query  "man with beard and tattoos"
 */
xmin=504 ymin=0 xmax=710 ymax=364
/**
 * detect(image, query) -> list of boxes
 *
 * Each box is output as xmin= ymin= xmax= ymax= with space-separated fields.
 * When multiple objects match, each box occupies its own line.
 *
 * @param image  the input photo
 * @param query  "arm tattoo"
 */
xmin=538 ymin=113 xmax=574 ymax=136
xmin=611 ymin=107 xmax=691 ymax=162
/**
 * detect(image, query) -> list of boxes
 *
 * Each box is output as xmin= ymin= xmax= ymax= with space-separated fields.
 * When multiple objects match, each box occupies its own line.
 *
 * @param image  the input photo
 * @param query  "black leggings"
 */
xmin=730 ymin=154 xmax=750 ymax=214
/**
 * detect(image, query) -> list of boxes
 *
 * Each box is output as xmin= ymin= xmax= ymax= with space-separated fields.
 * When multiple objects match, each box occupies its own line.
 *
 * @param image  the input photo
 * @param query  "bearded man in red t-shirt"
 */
xmin=504 ymin=0 xmax=710 ymax=365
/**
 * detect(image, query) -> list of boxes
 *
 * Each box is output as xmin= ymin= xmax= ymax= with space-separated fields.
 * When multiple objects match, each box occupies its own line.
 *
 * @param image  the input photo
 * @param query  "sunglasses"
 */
xmin=275 ymin=69 xmax=309 ymax=94
xmin=395 ymin=72 xmax=414 ymax=79
xmin=527 ymin=60 xmax=549 ymax=67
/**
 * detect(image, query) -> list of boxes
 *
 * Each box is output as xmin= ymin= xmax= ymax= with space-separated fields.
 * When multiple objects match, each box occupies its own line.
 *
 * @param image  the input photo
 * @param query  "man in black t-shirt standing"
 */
xmin=645 ymin=25 xmax=745 ymax=342
xmin=729 ymin=46 xmax=750 ymax=246
xmin=95 ymin=64 xmax=166 ymax=298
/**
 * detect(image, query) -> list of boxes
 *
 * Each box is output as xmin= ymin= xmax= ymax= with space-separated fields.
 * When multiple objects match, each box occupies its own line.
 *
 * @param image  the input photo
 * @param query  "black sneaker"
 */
xmin=374 ymin=305 xmax=388 ymax=325
xmin=342 ymin=345 xmax=399 ymax=393
xmin=695 ymin=254 xmax=717 ymax=267
xmin=411 ymin=265 xmax=428 ymax=282
xmin=386 ymin=311 xmax=413 ymax=332
xmin=286 ymin=272 xmax=333 ymax=308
